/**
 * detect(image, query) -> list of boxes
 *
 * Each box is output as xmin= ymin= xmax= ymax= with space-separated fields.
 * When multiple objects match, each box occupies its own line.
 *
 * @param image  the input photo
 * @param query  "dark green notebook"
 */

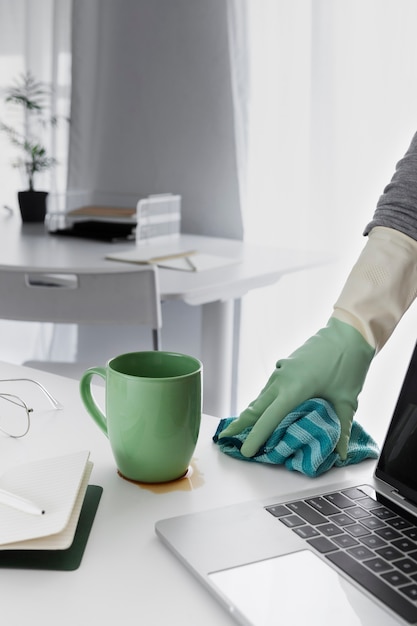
xmin=0 ymin=485 xmax=102 ymax=570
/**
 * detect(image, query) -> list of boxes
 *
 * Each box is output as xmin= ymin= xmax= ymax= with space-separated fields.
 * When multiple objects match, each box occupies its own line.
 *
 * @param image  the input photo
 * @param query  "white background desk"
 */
xmin=0 ymin=214 xmax=325 ymax=417
xmin=0 ymin=361 xmax=388 ymax=626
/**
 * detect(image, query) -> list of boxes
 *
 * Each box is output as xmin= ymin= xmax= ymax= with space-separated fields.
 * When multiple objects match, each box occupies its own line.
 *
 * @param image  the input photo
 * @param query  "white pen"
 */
xmin=0 ymin=488 xmax=45 ymax=515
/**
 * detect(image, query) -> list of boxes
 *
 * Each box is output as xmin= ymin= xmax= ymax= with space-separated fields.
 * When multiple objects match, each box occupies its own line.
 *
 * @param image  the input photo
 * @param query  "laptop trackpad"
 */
xmin=208 ymin=550 xmax=396 ymax=625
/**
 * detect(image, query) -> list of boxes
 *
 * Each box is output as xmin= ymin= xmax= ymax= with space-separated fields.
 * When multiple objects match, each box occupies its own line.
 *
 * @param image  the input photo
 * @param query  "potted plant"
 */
xmin=0 ymin=72 xmax=58 ymax=222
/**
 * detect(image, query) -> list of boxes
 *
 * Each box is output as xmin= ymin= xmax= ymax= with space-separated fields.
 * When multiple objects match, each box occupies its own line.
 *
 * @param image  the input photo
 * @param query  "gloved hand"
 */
xmin=219 ymin=318 xmax=374 ymax=459
xmin=219 ymin=227 xmax=417 ymax=460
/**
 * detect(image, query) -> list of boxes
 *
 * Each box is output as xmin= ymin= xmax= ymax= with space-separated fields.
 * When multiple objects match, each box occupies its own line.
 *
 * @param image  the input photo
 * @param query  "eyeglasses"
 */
xmin=0 ymin=378 xmax=62 ymax=438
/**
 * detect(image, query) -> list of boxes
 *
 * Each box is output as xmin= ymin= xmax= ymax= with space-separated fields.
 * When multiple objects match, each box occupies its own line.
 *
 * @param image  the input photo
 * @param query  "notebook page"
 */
xmin=0 ymin=451 xmax=90 ymax=545
xmin=0 ymin=461 xmax=93 ymax=551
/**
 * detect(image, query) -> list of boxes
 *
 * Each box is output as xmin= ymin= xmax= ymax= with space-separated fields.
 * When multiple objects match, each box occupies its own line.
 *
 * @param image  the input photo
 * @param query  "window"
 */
xmin=0 ymin=0 xmax=72 ymax=212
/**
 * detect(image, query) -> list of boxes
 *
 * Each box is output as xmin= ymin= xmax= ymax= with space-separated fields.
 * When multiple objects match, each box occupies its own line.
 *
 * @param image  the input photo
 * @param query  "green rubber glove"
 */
xmin=219 ymin=318 xmax=375 ymax=460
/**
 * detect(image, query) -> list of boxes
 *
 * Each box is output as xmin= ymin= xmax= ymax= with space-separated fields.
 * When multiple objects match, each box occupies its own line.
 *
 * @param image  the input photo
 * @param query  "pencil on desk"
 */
xmin=149 ymin=250 xmax=197 ymax=263
xmin=185 ymin=256 xmax=197 ymax=271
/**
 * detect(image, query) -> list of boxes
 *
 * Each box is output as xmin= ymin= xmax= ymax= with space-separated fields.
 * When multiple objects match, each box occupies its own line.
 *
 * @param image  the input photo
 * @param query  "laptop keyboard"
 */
xmin=266 ymin=486 xmax=417 ymax=623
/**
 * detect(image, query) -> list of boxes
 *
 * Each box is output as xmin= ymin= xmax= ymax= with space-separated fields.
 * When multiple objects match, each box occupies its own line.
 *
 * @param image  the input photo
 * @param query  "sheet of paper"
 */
xmin=105 ymin=244 xmax=195 ymax=264
xmin=106 ymin=247 xmax=240 ymax=272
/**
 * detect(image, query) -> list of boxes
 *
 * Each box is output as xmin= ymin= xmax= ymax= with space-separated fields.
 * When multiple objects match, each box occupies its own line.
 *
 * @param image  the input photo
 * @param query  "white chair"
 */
xmin=0 ymin=265 xmax=162 ymax=377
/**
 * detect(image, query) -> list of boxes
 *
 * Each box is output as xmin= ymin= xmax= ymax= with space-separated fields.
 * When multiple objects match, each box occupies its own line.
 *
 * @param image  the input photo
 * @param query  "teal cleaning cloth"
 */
xmin=213 ymin=398 xmax=379 ymax=477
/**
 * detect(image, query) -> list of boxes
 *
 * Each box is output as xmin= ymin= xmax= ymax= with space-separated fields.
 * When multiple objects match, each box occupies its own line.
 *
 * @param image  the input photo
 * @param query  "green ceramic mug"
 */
xmin=79 ymin=351 xmax=202 ymax=483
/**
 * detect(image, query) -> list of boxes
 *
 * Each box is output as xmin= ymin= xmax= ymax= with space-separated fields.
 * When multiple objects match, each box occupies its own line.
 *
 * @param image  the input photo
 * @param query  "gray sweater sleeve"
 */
xmin=364 ymin=131 xmax=417 ymax=241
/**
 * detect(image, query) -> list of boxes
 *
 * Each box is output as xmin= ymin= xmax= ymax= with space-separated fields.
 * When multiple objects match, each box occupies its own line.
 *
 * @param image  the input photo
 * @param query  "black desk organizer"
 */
xmin=51 ymin=220 xmax=135 ymax=242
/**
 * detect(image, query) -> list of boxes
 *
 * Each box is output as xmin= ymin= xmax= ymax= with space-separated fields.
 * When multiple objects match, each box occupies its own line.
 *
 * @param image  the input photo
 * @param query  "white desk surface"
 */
xmin=0 ymin=215 xmax=327 ymax=417
xmin=0 ymin=215 xmax=325 ymax=305
xmin=0 ymin=213 xmax=328 ymax=415
xmin=0 ymin=361 xmax=385 ymax=626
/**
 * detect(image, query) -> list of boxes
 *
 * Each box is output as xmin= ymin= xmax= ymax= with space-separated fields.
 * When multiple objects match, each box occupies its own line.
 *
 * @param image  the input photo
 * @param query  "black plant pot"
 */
xmin=18 ymin=190 xmax=48 ymax=223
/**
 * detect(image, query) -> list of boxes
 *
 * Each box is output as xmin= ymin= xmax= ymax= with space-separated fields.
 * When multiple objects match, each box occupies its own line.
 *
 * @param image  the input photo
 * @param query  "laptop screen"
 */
xmin=375 ymin=340 xmax=417 ymax=504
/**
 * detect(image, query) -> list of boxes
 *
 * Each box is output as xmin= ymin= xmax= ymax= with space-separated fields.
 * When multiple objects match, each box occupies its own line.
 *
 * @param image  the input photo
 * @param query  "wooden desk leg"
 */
xmin=201 ymin=299 xmax=235 ymax=418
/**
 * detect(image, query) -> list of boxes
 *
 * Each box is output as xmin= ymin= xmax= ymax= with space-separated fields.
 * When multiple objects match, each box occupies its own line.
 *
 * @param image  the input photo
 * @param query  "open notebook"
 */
xmin=0 ymin=450 xmax=97 ymax=551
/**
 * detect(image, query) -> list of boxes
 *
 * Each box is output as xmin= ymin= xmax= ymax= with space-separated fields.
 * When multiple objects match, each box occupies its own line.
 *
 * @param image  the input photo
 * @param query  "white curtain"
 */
xmin=0 ymin=0 xmax=72 ymax=363
xmin=0 ymin=0 xmax=71 ymax=208
xmin=233 ymin=0 xmax=417 ymax=425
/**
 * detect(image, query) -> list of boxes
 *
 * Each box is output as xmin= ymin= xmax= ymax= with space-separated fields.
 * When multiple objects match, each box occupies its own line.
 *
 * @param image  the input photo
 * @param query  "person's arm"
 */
xmin=365 ymin=131 xmax=417 ymax=240
xmin=219 ymin=134 xmax=417 ymax=461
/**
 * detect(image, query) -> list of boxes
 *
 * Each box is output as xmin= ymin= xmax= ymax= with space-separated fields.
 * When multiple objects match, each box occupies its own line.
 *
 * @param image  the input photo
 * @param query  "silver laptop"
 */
xmin=156 ymin=341 xmax=417 ymax=625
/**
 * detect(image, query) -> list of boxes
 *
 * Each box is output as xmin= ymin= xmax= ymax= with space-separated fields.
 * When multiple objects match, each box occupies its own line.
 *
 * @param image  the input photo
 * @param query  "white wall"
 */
xmin=69 ymin=0 xmax=243 ymax=240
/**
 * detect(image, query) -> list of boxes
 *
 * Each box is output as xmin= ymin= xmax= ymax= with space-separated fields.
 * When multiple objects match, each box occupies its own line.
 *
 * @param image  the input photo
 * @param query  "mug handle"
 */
xmin=79 ymin=367 xmax=108 ymax=437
